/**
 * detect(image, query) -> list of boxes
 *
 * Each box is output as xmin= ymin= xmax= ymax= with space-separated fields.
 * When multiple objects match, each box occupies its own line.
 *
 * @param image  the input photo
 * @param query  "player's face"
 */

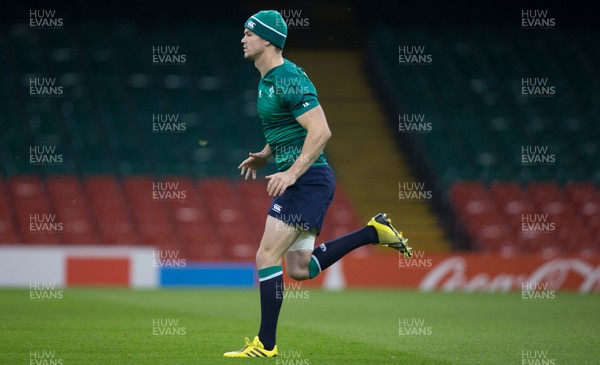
xmin=241 ymin=29 xmax=266 ymax=60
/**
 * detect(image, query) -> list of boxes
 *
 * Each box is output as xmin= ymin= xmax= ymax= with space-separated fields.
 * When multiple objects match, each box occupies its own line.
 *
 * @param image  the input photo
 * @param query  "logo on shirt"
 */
xmin=302 ymin=102 xmax=310 ymax=108
xmin=269 ymin=86 xmax=274 ymax=97
xmin=273 ymin=204 xmax=282 ymax=213
xmin=259 ymin=90 xmax=262 ymax=98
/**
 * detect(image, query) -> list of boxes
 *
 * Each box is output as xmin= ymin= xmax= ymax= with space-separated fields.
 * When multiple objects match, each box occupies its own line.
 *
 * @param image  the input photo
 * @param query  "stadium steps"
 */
xmin=286 ymin=50 xmax=451 ymax=253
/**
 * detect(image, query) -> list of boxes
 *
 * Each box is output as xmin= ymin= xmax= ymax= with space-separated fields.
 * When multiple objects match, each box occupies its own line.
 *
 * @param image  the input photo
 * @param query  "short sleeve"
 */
xmin=289 ymin=92 xmax=319 ymax=118
xmin=277 ymin=75 xmax=320 ymax=118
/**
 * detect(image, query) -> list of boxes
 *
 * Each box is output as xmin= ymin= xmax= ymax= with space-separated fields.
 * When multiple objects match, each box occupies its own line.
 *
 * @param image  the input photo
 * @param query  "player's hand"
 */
xmin=238 ymin=151 xmax=269 ymax=180
xmin=265 ymin=171 xmax=297 ymax=197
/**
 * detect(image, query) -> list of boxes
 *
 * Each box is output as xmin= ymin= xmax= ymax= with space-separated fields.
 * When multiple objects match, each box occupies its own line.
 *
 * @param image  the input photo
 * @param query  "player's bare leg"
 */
xmin=285 ymin=250 xmax=312 ymax=281
xmin=225 ymin=212 xmax=412 ymax=357
xmin=284 ymin=213 xmax=413 ymax=282
xmin=255 ymin=216 xmax=301 ymax=349
xmin=224 ymin=216 xmax=300 ymax=357
xmin=255 ymin=216 xmax=302 ymax=269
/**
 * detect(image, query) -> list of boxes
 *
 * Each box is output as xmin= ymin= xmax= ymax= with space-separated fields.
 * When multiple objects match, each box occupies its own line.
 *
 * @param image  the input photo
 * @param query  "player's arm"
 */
xmin=238 ymin=144 xmax=272 ymax=180
xmin=263 ymin=144 xmax=272 ymax=157
xmin=288 ymin=105 xmax=331 ymax=179
xmin=266 ymin=105 xmax=331 ymax=196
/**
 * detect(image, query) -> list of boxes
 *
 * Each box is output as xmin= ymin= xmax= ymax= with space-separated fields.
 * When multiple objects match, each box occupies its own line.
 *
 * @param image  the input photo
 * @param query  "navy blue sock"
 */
xmin=309 ymin=226 xmax=378 ymax=278
xmin=257 ymin=265 xmax=283 ymax=350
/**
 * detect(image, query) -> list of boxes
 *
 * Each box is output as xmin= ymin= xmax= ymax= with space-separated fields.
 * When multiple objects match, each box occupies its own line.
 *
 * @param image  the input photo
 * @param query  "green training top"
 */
xmin=257 ymin=58 xmax=328 ymax=172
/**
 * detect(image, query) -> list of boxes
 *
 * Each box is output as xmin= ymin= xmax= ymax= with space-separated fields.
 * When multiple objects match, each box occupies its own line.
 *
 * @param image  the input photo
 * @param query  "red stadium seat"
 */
xmin=586 ymin=213 xmax=600 ymax=231
xmin=47 ymin=175 xmax=100 ymax=244
xmin=215 ymin=221 xmax=257 ymax=261
xmin=489 ymin=182 xmax=526 ymax=210
xmin=465 ymin=211 xmax=510 ymax=249
xmin=185 ymin=241 xmax=227 ymax=261
xmin=164 ymin=177 xmax=218 ymax=258
xmin=9 ymin=175 xmax=61 ymax=244
xmin=451 ymin=182 xmax=496 ymax=218
xmin=198 ymin=178 xmax=234 ymax=200
xmin=578 ymin=200 xmax=600 ymax=218
xmin=451 ymin=182 xmax=488 ymax=202
xmin=178 ymin=223 xmax=218 ymax=246
xmin=85 ymin=176 xmax=140 ymax=244
xmin=198 ymin=179 xmax=259 ymax=256
xmin=527 ymin=182 xmax=561 ymax=206
xmin=0 ymin=173 xmax=368 ymax=260
xmin=236 ymin=180 xmax=272 ymax=235
xmin=0 ymin=177 xmax=20 ymax=243
xmin=564 ymin=182 xmax=598 ymax=205
xmin=327 ymin=185 xmax=362 ymax=229
xmin=122 ymin=176 xmax=178 ymax=246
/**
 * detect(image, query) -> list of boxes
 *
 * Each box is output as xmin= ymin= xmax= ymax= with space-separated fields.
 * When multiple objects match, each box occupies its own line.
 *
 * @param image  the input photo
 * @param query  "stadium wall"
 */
xmin=2 ymin=247 xmax=599 ymax=293
xmin=0 ymin=246 xmax=158 ymax=288
xmin=304 ymin=254 xmax=600 ymax=294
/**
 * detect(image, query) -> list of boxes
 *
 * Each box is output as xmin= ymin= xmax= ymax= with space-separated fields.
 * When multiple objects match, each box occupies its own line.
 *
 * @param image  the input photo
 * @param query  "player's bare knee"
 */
xmin=255 ymin=248 xmax=279 ymax=269
xmin=286 ymin=266 xmax=309 ymax=281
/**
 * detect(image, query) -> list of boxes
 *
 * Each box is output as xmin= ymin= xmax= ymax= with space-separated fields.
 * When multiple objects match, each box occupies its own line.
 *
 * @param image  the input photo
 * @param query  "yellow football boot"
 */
xmin=368 ymin=213 xmax=412 ymax=258
xmin=223 ymin=336 xmax=277 ymax=358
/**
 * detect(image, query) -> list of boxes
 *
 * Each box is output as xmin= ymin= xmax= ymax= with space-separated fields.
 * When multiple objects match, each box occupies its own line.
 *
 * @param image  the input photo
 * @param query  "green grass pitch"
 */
xmin=1 ymin=288 xmax=599 ymax=364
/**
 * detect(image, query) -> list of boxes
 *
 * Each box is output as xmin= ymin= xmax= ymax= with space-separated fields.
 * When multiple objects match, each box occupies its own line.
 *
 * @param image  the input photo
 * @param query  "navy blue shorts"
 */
xmin=268 ymin=165 xmax=335 ymax=235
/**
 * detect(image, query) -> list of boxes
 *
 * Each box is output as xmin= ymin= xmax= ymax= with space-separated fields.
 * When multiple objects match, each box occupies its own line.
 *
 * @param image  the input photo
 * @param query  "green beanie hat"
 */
xmin=244 ymin=10 xmax=288 ymax=50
